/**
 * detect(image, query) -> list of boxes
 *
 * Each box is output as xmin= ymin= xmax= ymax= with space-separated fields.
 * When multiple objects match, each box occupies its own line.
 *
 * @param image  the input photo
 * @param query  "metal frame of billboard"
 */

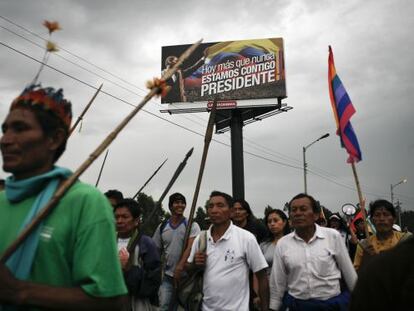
xmin=215 ymin=103 xmax=293 ymax=133
xmin=160 ymin=98 xmax=293 ymax=133
xmin=160 ymin=97 xmax=284 ymax=113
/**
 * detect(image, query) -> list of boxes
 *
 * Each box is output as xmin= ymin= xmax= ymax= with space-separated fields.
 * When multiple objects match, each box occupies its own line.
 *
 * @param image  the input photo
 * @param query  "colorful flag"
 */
xmin=328 ymin=46 xmax=362 ymax=163
xmin=349 ymin=209 xmax=364 ymax=232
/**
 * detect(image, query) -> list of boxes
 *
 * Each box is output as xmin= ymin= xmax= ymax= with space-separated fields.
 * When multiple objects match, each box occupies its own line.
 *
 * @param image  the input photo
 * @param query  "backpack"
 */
xmin=125 ymin=236 xmax=161 ymax=305
xmin=177 ymin=230 xmax=207 ymax=311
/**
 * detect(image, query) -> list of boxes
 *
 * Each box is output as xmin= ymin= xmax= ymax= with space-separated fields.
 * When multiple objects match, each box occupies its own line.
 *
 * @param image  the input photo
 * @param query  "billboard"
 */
xmin=161 ymin=38 xmax=286 ymax=111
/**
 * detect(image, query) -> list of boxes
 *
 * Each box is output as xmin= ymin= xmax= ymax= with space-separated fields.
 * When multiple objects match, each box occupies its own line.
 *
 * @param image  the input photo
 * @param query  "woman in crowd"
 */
xmin=232 ymin=199 xmax=268 ymax=243
xmin=328 ymin=213 xmax=352 ymax=251
xmin=260 ymin=208 xmax=290 ymax=272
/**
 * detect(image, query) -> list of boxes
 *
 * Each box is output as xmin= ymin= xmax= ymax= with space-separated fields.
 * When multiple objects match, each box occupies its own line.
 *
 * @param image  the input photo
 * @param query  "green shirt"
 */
xmin=0 ymin=181 xmax=127 ymax=300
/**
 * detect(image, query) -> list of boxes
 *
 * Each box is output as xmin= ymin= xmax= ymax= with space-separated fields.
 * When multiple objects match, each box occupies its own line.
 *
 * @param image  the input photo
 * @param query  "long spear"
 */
xmin=181 ymin=100 xmax=217 ymax=251
xmin=95 ymin=149 xmax=109 ymax=187
xmin=68 ymin=84 xmax=103 ymax=136
xmin=132 ymin=158 xmax=168 ymax=200
xmin=168 ymin=100 xmax=217 ymax=311
xmin=0 ymin=39 xmax=202 ymax=263
xmin=158 ymin=148 xmax=193 ymax=205
xmin=144 ymin=147 xmax=194 ymax=234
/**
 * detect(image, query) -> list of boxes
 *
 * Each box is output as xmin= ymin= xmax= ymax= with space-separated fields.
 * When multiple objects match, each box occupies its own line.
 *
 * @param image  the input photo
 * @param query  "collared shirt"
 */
xmin=353 ymin=231 xmax=410 ymax=271
xmin=269 ymin=225 xmax=357 ymax=310
xmin=188 ymin=222 xmax=268 ymax=311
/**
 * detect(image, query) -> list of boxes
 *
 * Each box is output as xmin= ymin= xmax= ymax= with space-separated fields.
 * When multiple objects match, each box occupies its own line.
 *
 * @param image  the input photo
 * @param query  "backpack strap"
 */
xmin=160 ymin=219 xmax=169 ymax=235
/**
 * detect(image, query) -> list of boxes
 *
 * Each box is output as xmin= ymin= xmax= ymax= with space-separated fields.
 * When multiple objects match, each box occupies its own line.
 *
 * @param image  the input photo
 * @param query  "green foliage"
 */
xmin=136 ymin=192 xmax=169 ymax=236
xmin=261 ymin=205 xmax=274 ymax=225
xmin=194 ymin=206 xmax=209 ymax=230
xmin=401 ymin=210 xmax=414 ymax=232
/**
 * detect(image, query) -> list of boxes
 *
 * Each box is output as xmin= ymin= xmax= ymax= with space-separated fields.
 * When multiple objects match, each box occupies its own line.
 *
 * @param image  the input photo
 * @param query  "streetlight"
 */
xmin=303 ymin=133 xmax=330 ymax=193
xmin=390 ymin=178 xmax=407 ymax=226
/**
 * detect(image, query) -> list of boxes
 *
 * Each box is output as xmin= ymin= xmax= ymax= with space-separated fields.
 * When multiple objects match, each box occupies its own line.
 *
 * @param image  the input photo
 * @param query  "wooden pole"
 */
xmin=0 ymin=39 xmax=203 ymax=263
xmin=351 ymin=162 xmax=370 ymax=238
xmin=182 ymin=100 xmax=217 ymax=250
xmin=169 ymin=100 xmax=217 ymax=311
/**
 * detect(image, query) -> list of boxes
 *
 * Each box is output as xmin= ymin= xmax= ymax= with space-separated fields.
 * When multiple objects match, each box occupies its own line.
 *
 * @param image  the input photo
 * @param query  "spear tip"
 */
xmin=187 ymin=147 xmax=194 ymax=157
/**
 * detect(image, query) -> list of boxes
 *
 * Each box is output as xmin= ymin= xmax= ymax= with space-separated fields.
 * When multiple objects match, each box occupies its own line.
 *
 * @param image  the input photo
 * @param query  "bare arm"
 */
xmin=174 ymin=237 xmax=196 ymax=281
xmin=255 ymin=268 xmax=269 ymax=311
xmin=0 ymin=263 xmax=126 ymax=311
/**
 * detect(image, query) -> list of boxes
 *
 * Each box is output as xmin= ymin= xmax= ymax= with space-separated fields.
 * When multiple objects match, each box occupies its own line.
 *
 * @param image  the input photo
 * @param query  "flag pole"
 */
xmin=69 ymin=84 xmax=103 ymax=136
xmin=0 ymin=39 xmax=203 ymax=264
xmin=350 ymin=162 xmax=370 ymax=239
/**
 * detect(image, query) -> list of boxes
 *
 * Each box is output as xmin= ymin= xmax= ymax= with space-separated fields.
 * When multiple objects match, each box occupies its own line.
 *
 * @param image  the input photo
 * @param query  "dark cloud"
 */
xmin=0 ymin=0 xmax=413 ymax=215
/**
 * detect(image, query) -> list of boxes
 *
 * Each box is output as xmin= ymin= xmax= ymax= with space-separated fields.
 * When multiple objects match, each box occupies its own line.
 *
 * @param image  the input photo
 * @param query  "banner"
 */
xmin=161 ymin=38 xmax=286 ymax=104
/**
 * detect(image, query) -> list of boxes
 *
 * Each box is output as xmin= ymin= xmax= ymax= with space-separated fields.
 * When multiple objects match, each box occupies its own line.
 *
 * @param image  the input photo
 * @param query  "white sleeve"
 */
xmin=245 ymin=234 xmax=268 ymax=273
xmin=190 ymin=222 xmax=201 ymax=238
xmin=334 ymin=233 xmax=357 ymax=290
xmin=269 ymin=242 xmax=287 ymax=310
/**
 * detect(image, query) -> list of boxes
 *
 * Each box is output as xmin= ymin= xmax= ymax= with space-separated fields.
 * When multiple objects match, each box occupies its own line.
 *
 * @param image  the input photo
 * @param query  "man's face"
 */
xmin=355 ymin=221 xmax=365 ymax=232
xmin=232 ymin=202 xmax=248 ymax=223
xmin=171 ymin=199 xmax=186 ymax=216
xmin=372 ymin=207 xmax=395 ymax=234
xmin=207 ymin=195 xmax=232 ymax=225
xmin=167 ymin=56 xmax=178 ymax=67
xmin=1 ymin=108 xmax=55 ymax=180
xmin=289 ymin=197 xmax=319 ymax=230
xmin=115 ymin=207 xmax=137 ymax=237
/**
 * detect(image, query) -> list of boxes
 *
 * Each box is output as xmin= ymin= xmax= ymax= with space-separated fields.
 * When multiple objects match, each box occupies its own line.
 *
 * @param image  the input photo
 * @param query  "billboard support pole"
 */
xmin=230 ymin=109 xmax=245 ymax=200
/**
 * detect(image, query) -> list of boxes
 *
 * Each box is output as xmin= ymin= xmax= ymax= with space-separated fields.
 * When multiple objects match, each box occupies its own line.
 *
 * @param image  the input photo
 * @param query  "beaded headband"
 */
xmin=11 ymin=84 xmax=72 ymax=130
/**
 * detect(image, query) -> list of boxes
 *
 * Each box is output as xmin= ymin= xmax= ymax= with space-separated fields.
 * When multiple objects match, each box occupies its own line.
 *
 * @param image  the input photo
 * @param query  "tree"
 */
xmin=136 ymin=192 xmax=169 ymax=236
xmin=401 ymin=210 xmax=414 ymax=232
xmin=260 ymin=205 xmax=275 ymax=224
xmin=194 ymin=206 xmax=209 ymax=230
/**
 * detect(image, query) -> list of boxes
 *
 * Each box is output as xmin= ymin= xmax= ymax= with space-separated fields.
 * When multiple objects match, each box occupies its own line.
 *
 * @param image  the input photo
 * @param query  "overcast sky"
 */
xmin=1 ymin=0 xmax=413 ymax=218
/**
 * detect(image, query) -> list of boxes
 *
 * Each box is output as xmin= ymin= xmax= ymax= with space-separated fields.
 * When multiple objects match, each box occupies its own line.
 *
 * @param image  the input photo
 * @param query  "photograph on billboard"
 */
xmin=161 ymin=38 xmax=286 ymax=107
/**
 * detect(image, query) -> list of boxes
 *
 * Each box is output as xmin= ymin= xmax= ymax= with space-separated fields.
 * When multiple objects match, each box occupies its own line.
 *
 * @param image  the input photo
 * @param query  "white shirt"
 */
xmin=269 ymin=225 xmax=357 ymax=310
xmin=117 ymin=237 xmax=130 ymax=251
xmin=188 ymin=222 xmax=268 ymax=311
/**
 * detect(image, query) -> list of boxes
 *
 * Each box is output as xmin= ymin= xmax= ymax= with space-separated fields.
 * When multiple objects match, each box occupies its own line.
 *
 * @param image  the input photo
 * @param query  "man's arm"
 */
xmin=255 ymin=268 xmax=269 ymax=311
xmin=269 ymin=243 xmax=287 ymax=310
xmin=334 ymin=233 xmax=357 ymax=290
xmin=0 ymin=263 xmax=126 ymax=311
xmin=174 ymin=236 xmax=196 ymax=282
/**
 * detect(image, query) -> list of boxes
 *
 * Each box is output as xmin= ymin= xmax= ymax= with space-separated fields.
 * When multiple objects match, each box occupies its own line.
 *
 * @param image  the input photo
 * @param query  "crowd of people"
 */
xmin=0 ymin=84 xmax=413 ymax=311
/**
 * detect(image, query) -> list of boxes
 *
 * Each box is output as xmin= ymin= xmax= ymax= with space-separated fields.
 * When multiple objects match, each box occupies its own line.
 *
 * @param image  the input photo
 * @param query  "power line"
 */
xmin=0 ymin=15 xmax=143 ymax=93
xmin=1 ymin=33 xmax=407 ymax=201
xmin=1 ymin=17 xmax=306 ymax=168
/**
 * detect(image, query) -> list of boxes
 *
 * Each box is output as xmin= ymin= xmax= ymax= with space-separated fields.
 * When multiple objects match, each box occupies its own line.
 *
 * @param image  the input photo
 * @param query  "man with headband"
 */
xmin=0 ymin=85 xmax=127 ymax=310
